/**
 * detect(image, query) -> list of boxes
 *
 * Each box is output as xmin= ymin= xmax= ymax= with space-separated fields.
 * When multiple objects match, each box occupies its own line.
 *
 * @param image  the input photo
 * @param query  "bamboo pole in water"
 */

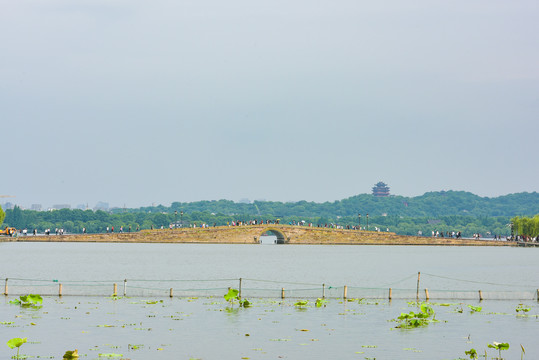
xmin=113 ymin=283 xmax=117 ymax=297
xmin=479 ymin=290 xmax=483 ymax=301
xmin=58 ymin=284 xmax=63 ymax=297
xmin=169 ymin=288 xmax=173 ymax=298
xmin=416 ymin=272 xmax=421 ymax=300
xmin=388 ymin=288 xmax=392 ymax=300
xmin=425 ymin=288 xmax=429 ymax=301
xmin=343 ymin=285 xmax=348 ymax=299
xmin=4 ymin=279 xmax=7 ymax=296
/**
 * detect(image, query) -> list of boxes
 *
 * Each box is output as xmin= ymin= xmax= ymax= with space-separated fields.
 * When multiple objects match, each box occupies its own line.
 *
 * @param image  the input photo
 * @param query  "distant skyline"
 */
xmin=2 ymin=1 xmax=538 ymax=209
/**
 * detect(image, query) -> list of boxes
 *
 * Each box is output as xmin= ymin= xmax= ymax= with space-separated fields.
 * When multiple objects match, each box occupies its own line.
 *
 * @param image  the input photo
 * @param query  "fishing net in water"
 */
xmin=3 ymin=276 xmax=537 ymax=300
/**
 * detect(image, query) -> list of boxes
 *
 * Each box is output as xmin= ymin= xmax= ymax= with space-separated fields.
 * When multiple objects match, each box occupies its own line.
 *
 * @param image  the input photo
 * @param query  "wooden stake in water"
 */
xmin=239 ymin=278 xmax=242 ymax=299
xmin=4 ymin=278 xmax=7 ymax=296
xmin=113 ymin=283 xmax=117 ymax=297
xmin=343 ymin=285 xmax=348 ymax=299
xmin=425 ymin=288 xmax=429 ymax=301
xmin=479 ymin=290 xmax=483 ymax=301
xmin=281 ymin=288 xmax=285 ymax=299
xmin=322 ymin=283 xmax=326 ymax=299
xmin=416 ymin=272 xmax=421 ymax=300
xmin=123 ymin=279 xmax=127 ymax=296
xmin=59 ymin=284 xmax=63 ymax=297
xmin=169 ymin=288 xmax=173 ymax=298
xmin=388 ymin=288 xmax=392 ymax=300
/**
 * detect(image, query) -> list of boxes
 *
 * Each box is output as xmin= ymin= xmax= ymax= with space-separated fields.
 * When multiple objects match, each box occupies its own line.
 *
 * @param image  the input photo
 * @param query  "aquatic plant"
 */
xmin=394 ymin=303 xmax=437 ymax=328
xmin=464 ymin=348 xmax=478 ymax=359
xmin=7 ymin=337 xmax=27 ymax=359
xmin=487 ymin=341 xmax=509 ymax=360
xmin=515 ymin=304 xmax=530 ymax=313
xmin=315 ymin=298 xmax=327 ymax=308
xmin=223 ymin=288 xmax=251 ymax=307
xmin=224 ymin=288 xmax=239 ymax=303
xmin=468 ymin=305 xmax=482 ymax=313
xmin=63 ymin=349 xmax=79 ymax=359
xmin=239 ymin=299 xmax=252 ymax=308
xmin=98 ymin=353 xmax=123 ymax=358
xmin=294 ymin=300 xmax=308 ymax=307
xmin=10 ymin=294 xmax=43 ymax=308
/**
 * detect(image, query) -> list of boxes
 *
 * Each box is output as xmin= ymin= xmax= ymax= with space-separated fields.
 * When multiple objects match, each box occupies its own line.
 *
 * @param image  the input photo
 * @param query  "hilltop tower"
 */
xmin=372 ymin=181 xmax=390 ymax=197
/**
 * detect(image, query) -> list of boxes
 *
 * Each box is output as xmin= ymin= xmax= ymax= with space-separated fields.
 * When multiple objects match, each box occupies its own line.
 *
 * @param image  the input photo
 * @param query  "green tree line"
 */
xmin=1 ymin=191 xmax=537 ymax=237
xmin=1 ymin=206 xmax=512 ymax=238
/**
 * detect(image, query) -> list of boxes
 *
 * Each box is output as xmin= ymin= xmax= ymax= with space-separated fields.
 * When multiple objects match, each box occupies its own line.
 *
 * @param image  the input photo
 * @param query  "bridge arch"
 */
xmin=260 ymin=228 xmax=288 ymax=244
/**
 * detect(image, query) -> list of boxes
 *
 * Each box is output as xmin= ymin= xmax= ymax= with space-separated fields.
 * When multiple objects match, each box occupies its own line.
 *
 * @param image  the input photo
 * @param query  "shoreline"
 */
xmin=1 ymin=225 xmax=515 ymax=246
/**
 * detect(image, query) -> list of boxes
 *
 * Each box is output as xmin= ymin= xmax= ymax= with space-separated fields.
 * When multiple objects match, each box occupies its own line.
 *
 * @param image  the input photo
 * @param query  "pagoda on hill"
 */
xmin=372 ymin=181 xmax=390 ymax=197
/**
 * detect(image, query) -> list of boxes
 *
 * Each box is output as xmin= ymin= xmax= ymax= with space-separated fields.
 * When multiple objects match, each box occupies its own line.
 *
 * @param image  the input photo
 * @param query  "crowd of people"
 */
xmin=428 ymin=230 xmax=463 ymax=238
xmin=510 ymin=235 xmax=538 ymax=242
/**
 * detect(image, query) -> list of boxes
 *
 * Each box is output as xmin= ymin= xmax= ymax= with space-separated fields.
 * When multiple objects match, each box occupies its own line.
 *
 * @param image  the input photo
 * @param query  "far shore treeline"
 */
xmin=1 ymin=191 xmax=539 ymax=237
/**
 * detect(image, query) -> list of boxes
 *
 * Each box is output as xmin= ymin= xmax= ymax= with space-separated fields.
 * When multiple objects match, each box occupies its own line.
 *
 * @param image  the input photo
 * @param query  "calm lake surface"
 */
xmin=1 ymin=241 xmax=538 ymax=359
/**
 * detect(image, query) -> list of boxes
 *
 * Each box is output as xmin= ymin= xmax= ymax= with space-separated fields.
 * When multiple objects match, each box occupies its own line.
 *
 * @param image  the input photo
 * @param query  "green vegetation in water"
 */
xmin=98 ymin=353 xmax=123 ymax=358
xmin=10 ymin=294 xmax=43 ymax=308
xmin=239 ymin=299 xmax=252 ymax=308
xmin=464 ymin=348 xmax=478 ymax=359
xmin=468 ymin=305 xmax=482 ymax=313
xmin=294 ymin=300 xmax=308 ymax=307
xmin=315 ymin=298 xmax=327 ymax=308
xmin=224 ymin=288 xmax=239 ymax=304
xmin=487 ymin=342 xmax=509 ymax=360
xmin=7 ymin=337 xmax=27 ymax=359
xmin=223 ymin=288 xmax=252 ymax=308
xmin=515 ymin=304 xmax=530 ymax=313
xmin=394 ymin=303 xmax=437 ymax=329
xmin=63 ymin=349 xmax=79 ymax=359
xmin=145 ymin=300 xmax=163 ymax=305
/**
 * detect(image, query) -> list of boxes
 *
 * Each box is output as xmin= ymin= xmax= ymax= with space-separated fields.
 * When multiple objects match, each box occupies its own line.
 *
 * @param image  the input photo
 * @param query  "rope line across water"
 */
xmin=422 ymin=272 xmax=535 ymax=288
xmin=243 ymin=278 xmax=321 ymax=286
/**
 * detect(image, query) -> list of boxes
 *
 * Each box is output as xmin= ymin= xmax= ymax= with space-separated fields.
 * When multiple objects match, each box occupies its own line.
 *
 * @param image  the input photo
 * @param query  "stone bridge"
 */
xmin=5 ymin=224 xmax=514 ymax=246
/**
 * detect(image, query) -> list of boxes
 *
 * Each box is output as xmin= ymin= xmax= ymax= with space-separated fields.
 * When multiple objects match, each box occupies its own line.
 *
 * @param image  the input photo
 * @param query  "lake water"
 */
xmin=1 ymin=241 xmax=538 ymax=359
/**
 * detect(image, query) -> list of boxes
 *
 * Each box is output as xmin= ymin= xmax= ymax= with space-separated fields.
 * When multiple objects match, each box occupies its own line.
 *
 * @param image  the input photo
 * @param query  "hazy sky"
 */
xmin=1 ymin=0 xmax=538 ymax=209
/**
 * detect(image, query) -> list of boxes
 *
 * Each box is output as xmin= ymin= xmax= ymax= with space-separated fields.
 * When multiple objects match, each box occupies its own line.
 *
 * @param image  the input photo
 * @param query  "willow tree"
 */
xmin=511 ymin=215 xmax=539 ymax=237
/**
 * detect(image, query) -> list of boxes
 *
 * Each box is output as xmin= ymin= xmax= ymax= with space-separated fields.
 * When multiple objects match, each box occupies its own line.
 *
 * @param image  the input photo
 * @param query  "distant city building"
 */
xmin=31 ymin=204 xmax=42 ymax=211
xmin=94 ymin=201 xmax=109 ymax=211
xmin=3 ymin=202 xmax=15 ymax=210
xmin=372 ymin=181 xmax=390 ymax=197
xmin=52 ymin=204 xmax=71 ymax=210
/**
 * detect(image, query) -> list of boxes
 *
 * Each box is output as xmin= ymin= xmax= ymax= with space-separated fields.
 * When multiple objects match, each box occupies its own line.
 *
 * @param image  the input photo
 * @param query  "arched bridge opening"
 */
xmin=259 ymin=229 xmax=287 ymax=244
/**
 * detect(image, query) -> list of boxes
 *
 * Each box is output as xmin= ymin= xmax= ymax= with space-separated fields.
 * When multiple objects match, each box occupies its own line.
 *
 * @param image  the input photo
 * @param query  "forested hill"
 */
xmin=138 ymin=191 xmax=539 ymax=218
xmin=2 ymin=191 xmax=538 ymax=236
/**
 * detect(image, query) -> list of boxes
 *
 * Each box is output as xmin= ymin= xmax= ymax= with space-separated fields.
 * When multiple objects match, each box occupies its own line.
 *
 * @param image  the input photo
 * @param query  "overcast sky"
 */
xmin=1 ymin=0 xmax=538 ymax=209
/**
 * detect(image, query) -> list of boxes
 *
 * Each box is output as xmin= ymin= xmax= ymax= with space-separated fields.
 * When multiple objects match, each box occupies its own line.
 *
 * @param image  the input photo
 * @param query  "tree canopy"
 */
xmin=511 ymin=215 xmax=539 ymax=237
xmin=2 ymin=191 xmax=538 ymax=237
xmin=0 ymin=205 xmax=5 ymax=227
